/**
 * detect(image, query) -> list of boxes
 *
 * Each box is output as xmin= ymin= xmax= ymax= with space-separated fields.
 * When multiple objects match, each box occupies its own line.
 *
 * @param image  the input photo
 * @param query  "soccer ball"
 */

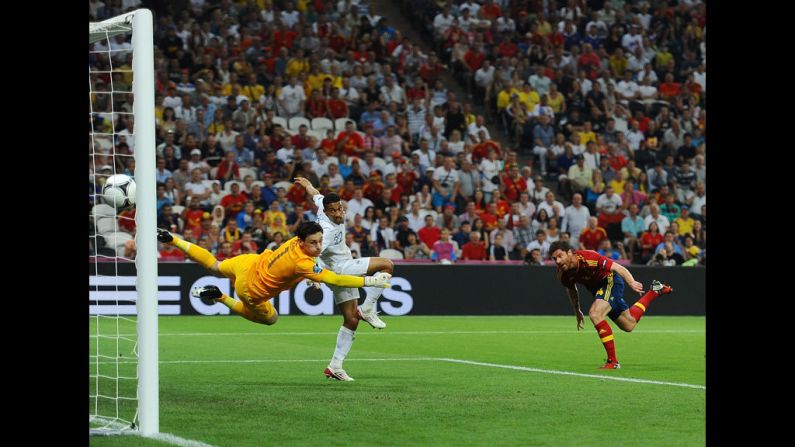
xmin=102 ymin=174 xmax=136 ymax=210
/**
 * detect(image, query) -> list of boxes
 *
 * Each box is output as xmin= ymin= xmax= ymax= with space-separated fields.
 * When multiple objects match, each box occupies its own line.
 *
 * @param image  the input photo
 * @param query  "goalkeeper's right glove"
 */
xmin=364 ymin=272 xmax=392 ymax=288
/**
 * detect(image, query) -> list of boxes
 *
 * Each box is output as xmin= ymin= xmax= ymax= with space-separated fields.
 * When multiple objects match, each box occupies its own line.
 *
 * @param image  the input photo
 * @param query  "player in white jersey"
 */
xmin=294 ymin=177 xmax=394 ymax=381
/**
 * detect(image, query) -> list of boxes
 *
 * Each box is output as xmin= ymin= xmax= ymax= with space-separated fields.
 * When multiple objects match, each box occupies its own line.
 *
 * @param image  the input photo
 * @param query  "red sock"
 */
xmin=594 ymin=320 xmax=617 ymax=362
xmin=629 ymin=290 xmax=660 ymax=322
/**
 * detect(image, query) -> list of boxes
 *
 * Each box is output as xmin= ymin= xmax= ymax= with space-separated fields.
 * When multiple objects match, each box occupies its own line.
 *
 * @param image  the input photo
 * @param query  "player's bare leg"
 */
xmin=359 ymin=258 xmax=393 ymax=329
xmin=589 ymin=300 xmax=620 ymax=369
xmin=325 ymin=299 xmax=360 ymax=381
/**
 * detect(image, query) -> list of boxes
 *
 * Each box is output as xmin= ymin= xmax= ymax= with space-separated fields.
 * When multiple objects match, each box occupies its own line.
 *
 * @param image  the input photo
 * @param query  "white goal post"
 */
xmin=89 ymin=9 xmax=158 ymax=436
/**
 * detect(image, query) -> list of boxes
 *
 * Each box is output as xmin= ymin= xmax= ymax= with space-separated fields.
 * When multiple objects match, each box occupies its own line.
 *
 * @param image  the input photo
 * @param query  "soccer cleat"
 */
xmin=156 ymin=228 xmax=173 ymax=243
xmin=191 ymin=285 xmax=222 ymax=305
xmin=324 ymin=366 xmax=354 ymax=381
xmin=651 ymin=280 xmax=673 ymax=295
xmin=599 ymin=359 xmax=621 ymax=370
xmin=357 ymin=306 xmax=386 ymax=329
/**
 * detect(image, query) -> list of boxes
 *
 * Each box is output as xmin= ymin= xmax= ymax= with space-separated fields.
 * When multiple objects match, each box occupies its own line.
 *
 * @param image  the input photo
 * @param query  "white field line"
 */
xmin=88 ymin=357 xmax=705 ymax=389
xmin=438 ymin=358 xmax=706 ymax=390
xmin=90 ymin=416 xmax=219 ymax=447
xmin=89 ymin=358 xmax=438 ymax=365
xmin=148 ymin=433 xmax=220 ymax=447
xmin=104 ymin=329 xmax=705 ymax=337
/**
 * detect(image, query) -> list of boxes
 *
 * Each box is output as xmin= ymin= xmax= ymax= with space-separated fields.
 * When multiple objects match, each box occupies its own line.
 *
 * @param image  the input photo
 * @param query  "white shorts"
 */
xmin=320 ymin=257 xmax=372 ymax=304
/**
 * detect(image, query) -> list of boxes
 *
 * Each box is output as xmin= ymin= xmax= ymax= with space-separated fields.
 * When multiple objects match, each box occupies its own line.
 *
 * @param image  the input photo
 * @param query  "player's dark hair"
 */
xmin=323 ymin=192 xmax=341 ymax=207
xmin=549 ymin=240 xmax=572 ymax=254
xmin=296 ymin=221 xmax=323 ymax=240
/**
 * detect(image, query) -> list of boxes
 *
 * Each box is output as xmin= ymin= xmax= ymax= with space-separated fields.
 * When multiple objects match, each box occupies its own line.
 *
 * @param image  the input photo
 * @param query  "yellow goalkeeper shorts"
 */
xmin=218 ymin=252 xmax=276 ymax=321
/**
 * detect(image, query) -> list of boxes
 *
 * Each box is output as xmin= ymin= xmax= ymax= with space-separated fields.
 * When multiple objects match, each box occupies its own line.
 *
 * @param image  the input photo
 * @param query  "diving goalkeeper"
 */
xmin=157 ymin=221 xmax=391 ymax=325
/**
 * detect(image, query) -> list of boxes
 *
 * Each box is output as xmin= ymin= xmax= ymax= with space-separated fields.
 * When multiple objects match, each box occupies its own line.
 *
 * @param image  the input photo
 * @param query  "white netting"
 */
xmin=89 ymin=17 xmax=139 ymax=434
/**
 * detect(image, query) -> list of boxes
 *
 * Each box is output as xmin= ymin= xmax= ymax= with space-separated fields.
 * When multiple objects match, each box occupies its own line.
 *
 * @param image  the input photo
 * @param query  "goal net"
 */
xmin=89 ymin=9 xmax=158 ymax=436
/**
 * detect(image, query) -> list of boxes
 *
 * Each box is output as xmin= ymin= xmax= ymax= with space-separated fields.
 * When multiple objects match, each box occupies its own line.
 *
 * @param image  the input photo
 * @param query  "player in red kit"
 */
xmin=548 ymin=240 xmax=673 ymax=369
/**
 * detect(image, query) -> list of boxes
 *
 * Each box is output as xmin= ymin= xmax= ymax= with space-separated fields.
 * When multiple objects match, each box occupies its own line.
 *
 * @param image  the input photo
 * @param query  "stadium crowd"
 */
xmin=89 ymin=0 xmax=705 ymax=266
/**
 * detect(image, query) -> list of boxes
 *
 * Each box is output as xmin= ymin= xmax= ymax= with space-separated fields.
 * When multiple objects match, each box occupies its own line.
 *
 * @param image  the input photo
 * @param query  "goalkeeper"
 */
xmin=157 ymin=221 xmax=391 ymax=325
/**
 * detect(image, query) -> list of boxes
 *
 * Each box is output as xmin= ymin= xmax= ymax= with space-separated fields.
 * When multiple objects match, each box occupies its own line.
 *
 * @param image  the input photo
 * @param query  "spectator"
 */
xmin=370 ymin=216 xmax=396 ymax=254
xmin=639 ymin=221 xmax=664 ymax=263
xmin=621 ymin=203 xmax=645 ymax=263
xmin=644 ymin=204 xmax=670 ymax=233
xmin=489 ymin=233 xmax=508 ymax=261
xmin=404 ymin=232 xmax=432 ymax=260
xmin=526 ymin=230 xmax=551 ymax=260
xmin=579 ymin=216 xmax=608 ymax=251
xmin=461 ymin=231 xmax=487 ymax=261
xmin=525 ymin=248 xmax=544 ymax=266
xmin=597 ymin=239 xmax=626 ymax=261
xmin=432 ymin=228 xmax=458 ymax=263
xmin=659 ymin=193 xmax=681 ymax=223
xmin=417 ymin=214 xmax=442 ymax=249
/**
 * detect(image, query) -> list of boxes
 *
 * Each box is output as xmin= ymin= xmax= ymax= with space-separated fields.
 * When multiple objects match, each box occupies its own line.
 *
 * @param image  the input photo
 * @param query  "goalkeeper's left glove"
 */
xmin=364 ymin=272 xmax=392 ymax=288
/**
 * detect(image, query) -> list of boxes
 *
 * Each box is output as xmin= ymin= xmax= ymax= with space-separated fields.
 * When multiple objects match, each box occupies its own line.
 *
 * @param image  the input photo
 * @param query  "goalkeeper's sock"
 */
xmin=594 ymin=320 xmax=617 ymax=363
xmin=629 ymin=290 xmax=660 ymax=322
xmin=329 ymin=326 xmax=355 ymax=369
xmin=361 ymin=287 xmax=383 ymax=313
xmin=171 ymin=237 xmax=218 ymax=269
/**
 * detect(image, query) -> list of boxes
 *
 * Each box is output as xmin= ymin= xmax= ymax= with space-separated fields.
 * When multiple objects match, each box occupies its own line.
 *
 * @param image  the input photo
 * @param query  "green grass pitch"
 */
xmin=90 ymin=315 xmax=705 ymax=446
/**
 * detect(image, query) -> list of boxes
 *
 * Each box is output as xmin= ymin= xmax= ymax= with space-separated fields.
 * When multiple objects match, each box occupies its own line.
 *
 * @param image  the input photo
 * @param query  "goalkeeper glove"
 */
xmin=305 ymin=279 xmax=321 ymax=290
xmin=364 ymin=272 xmax=392 ymax=288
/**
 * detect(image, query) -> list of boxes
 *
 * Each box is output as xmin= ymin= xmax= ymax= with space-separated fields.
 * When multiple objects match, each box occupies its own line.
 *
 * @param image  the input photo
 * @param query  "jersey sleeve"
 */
xmin=581 ymin=250 xmax=614 ymax=273
xmin=294 ymin=257 xmax=318 ymax=276
xmin=596 ymin=253 xmax=613 ymax=272
xmin=313 ymin=193 xmax=325 ymax=213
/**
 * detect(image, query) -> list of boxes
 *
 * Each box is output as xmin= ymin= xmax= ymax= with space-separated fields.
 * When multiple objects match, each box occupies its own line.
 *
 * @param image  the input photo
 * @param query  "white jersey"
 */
xmin=313 ymin=194 xmax=353 ymax=266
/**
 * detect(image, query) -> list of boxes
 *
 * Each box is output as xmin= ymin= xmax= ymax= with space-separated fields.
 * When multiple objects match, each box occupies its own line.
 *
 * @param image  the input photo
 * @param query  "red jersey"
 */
xmin=471 ymin=140 xmax=501 ymax=163
xmin=339 ymin=186 xmax=356 ymax=201
xmin=557 ymin=250 xmax=614 ymax=295
xmin=396 ymin=170 xmax=417 ymax=195
xmin=462 ymin=241 xmax=487 ymax=260
xmin=579 ymin=227 xmax=607 ymax=250
xmin=184 ymin=208 xmax=205 ymax=234
xmin=389 ymin=183 xmax=404 ymax=203
xmin=659 ymin=82 xmax=682 ymax=100
xmin=336 ymin=130 xmax=365 ymax=156
xmin=418 ymin=226 xmax=441 ymax=248
xmin=328 ymin=34 xmax=346 ymax=53
xmin=362 ymin=181 xmax=384 ymax=202
xmin=502 ymin=174 xmax=527 ymax=202
xmin=220 ymin=193 xmax=247 ymax=218
xmin=291 ymin=133 xmax=312 ymax=150
xmin=286 ymin=184 xmax=307 ymax=205
xmin=320 ymin=137 xmax=337 ymax=156
xmin=326 ymin=98 xmax=348 ymax=119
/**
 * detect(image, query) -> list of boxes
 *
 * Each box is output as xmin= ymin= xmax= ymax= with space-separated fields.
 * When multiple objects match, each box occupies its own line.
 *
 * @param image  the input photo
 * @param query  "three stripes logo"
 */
xmin=88 ymin=276 xmax=182 ymax=315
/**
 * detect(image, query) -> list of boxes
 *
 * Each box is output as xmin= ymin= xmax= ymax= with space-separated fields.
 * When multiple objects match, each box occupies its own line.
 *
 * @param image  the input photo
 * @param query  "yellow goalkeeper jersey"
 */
xmin=246 ymin=236 xmax=364 ymax=300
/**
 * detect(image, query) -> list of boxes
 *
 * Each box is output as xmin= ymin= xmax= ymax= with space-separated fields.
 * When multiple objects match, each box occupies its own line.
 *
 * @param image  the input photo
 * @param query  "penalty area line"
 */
xmin=437 ymin=358 xmax=706 ymax=390
xmin=106 ymin=329 xmax=705 ymax=337
xmin=89 ymin=357 xmax=705 ymax=389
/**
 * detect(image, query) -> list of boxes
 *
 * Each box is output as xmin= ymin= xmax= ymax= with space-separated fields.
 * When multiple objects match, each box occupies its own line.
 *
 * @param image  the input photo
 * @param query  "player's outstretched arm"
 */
xmin=294 ymin=176 xmax=320 ymax=198
xmin=610 ymin=262 xmax=644 ymax=295
xmin=306 ymin=269 xmax=391 ymax=288
xmin=566 ymin=286 xmax=585 ymax=330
